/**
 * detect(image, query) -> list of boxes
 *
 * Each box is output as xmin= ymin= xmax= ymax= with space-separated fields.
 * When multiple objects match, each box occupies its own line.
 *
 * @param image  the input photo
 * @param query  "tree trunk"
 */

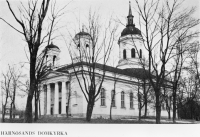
xmin=34 ymin=86 xmax=39 ymax=121
xmin=12 ymin=83 xmax=16 ymax=119
xmin=34 ymin=93 xmax=38 ymax=121
xmin=24 ymin=95 xmax=33 ymax=123
xmin=168 ymin=108 xmax=171 ymax=119
xmin=110 ymin=104 xmax=112 ymax=120
xmin=166 ymin=98 xmax=171 ymax=119
xmin=143 ymin=80 xmax=147 ymax=117
xmin=86 ymin=98 xmax=94 ymax=122
xmin=172 ymin=91 xmax=176 ymax=123
xmin=2 ymin=105 xmax=6 ymax=122
xmin=110 ymin=92 xmax=115 ymax=120
xmin=10 ymin=103 xmax=13 ymax=119
xmin=2 ymin=92 xmax=9 ymax=122
xmin=138 ymin=104 xmax=141 ymax=121
xmin=24 ymin=56 xmax=36 ymax=123
xmin=138 ymin=86 xmax=142 ymax=120
xmin=13 ymin=104 xmax=16 ymax=118
xmin=144 ymin=94 xmax=148 ymax=117
xmin=155 ymin=91 xmax=161 ymax=124
xmin=66 ymin=82 xmax=71 ymax=118
xmin=39 ymin=99 xmax=41 ymax=117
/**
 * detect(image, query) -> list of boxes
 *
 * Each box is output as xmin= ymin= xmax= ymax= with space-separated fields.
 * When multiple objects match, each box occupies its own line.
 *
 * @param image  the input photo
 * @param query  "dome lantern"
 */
xmin=121 ymin=1 xmax=141 ymax=37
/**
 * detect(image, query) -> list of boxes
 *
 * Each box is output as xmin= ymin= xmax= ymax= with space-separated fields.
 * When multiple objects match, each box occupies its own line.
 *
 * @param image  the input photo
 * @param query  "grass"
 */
xmin=2 ymin=117 xmax=196 ymax=124
xmin=35 ymin=117 xmax=155 ymax=124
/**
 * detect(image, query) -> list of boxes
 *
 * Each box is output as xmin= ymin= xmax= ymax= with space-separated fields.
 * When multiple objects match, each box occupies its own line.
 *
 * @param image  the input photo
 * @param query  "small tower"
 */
xmin=118 ymin=1 xmax=144 ymax=69
xmin=71 ymin=27 xmax=92 ymax=63
xmin=44 ymin=42 xmax=61 ymax=68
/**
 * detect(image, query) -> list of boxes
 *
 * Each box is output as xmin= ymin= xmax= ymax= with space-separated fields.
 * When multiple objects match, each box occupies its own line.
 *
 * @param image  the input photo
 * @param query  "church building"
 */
xmin=39 ymin=2 xmax=170 ymax=119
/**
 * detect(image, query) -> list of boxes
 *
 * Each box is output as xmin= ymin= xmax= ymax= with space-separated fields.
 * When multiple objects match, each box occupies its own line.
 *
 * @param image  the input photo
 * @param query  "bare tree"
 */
xmin=109 ymin=73 xmax=118 ymax=120
xmin=136 ymin=78 xmax=152 ymax=120
xmin=34 ymin=51 xmax=50 ymax=121
xmin=178 ymin=73 xmax=200 ymax=119
xmin=0 ymin=0 xmax=68 ymax=122
xmin=188 ymin=41 xmax=200 ymax=88
xmin=167 ymin=38 xmax=195 ymax=122
xmin=1 ymin=68 xmax=12 ymax=122
xmin=133 ymin=0 xmax=199 ymax=123
xmin=8 ymin=65 xmax=25 ymax=119
xmin=66 ymin=11 xmax=118 ymax=121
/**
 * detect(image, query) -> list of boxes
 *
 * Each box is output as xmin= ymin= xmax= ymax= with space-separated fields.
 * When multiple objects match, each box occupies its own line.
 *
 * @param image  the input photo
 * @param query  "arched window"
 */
xmin=46 ymin=55 xmax=48 ymax=64
xmin=77 ymin=43 xmax=80 ymax=48
xmin=139 ymin=49 xmax=142 ymax=58
xmin=121 ymin=91 xmax=125 ymax=108
xmin=101 ymin=88 xmax=106 ymax=106
xmin=130 ymin=92 xmax=133 ymax=109
xmin=86 ymin=44 xmax=89 ymax=48
xmin=131 ymin=48 xmax=135 ymax=58
xmin=111 ymin=90 xmax=116 ymax=107
xmin=123 ymin=49 xmax=127 ymax=59
xmin=53 ymin=55 xmax=56 ymax=66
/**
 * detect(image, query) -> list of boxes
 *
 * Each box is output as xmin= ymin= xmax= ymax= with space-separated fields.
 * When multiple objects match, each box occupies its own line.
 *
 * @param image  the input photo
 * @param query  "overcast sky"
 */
xmin=0 ymin=0 xmax=200 ymax=109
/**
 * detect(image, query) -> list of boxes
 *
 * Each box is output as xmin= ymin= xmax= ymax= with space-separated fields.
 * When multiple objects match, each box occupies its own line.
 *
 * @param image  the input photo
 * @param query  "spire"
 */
xmin=128 ymin=1 xmax=132 ymax=16
xmin=82 ymin=24 xmax=84 ymax=32
xmin=127 ymin=1 xmax=134 ymax=26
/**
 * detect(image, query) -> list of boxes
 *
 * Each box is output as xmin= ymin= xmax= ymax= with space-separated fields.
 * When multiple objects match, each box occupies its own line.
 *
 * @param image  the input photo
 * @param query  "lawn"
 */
xmin=2 ymin=117 xmax=196 ymax=124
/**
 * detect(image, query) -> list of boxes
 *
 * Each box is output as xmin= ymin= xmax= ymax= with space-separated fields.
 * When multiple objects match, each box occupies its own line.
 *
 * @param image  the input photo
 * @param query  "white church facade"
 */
xmin=39 ymin=2 xmax=171 ymax=119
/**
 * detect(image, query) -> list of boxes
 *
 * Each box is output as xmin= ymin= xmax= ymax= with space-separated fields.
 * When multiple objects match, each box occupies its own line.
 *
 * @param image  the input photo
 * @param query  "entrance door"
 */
xmin=51 ymin=107 xmax=53 ymax=115
xmin=59 ymin=101 xmax=61 ymax=114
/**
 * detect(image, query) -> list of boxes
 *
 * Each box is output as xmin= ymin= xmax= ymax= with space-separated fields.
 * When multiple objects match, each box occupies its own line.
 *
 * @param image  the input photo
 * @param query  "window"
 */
xmin=111 ymin=90 xmax=116 ymax=107
xmin=130 ymin=92 xmax=133 ymax=109
xmin=123 ymin=49 xmax=127 ymax=59
xmin=128 ymin=18 xmax=132 ymax=24
xmin=101 ymin=88 xmax=106 ymax=106
xmin=121 ymin=91 xmax=125 ymax=108
xmin=131 ymin=48 xmax=135 ymax=58
xmin=53 ymin=55 xmax=56 ymax=66
xmin=86 ymin=44 xmax=89 ymax=48
xmin=139 ymin=49 xmax=142 ymax=58
xmin=46 ymin=55 xmax=48 ymax=64
xmin=77 ymin=43 xmax=80 ymax=48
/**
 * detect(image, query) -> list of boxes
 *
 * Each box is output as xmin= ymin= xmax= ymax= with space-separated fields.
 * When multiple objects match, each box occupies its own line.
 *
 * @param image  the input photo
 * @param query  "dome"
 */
xmin=121 ymin=25 xmax=141 ymax=36
xmin=75 ymin=31 xmax=90 ymax=36
xmin=46 ymin=42 xmax=60 ymax=50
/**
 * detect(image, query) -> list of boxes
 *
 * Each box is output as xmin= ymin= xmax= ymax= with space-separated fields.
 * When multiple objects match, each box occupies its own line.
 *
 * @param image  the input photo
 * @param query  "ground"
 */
xmin=2 ymin=117 xmax=199 ymax=124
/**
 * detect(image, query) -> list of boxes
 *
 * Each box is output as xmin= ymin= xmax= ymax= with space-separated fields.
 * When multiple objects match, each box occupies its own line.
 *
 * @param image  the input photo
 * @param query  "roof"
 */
xmin=76 ymin=31 xmax=90 ymax=36
xmin=121 ymin=25 xmax=142 ymax=36
xmin=45 ymin=42 xmax=60 ymax=50
xmin=75 ymin=31 xmax=91 ymax=39
xmin=56 ymin=62 xmax=151 ymax=80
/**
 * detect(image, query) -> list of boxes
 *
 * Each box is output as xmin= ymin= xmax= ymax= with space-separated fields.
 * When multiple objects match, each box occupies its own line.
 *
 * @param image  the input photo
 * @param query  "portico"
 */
xmin=40 ymin=71 xmax=69 ymax=116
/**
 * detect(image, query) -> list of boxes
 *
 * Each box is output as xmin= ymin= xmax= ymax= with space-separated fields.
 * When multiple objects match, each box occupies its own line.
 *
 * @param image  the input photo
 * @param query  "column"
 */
xmin=46 ymin=84 xmax=51 ymax=115
xmin=54 ymin=82 xmax=59 ymax=114
xmin=61 ymin=81 xmax=66 ymax=114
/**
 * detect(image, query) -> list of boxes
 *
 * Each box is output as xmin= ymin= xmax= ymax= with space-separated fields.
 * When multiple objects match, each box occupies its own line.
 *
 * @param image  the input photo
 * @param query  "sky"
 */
xmin=0 ymin=0 xmax=200 ymax=110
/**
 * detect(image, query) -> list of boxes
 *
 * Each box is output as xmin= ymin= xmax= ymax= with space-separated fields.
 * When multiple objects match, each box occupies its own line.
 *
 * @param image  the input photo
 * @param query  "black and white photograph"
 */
xmin=0 ymin=0 xmax=200 ymax=136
